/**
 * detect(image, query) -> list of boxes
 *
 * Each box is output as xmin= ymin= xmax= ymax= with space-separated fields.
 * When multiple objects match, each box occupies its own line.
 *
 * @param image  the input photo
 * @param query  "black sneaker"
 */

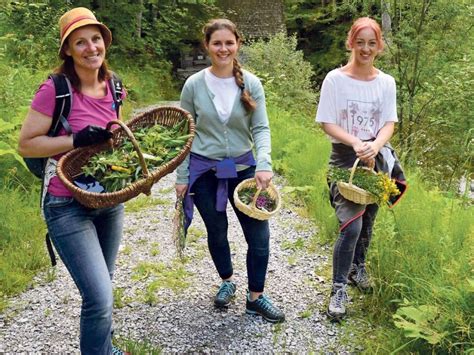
xmin=214 ymin=280 xmax=236 ymax=308
xmin=348 ymin=263 xmax=373 ymax=291
xmin=246 ymin=293 xmax=285 ymax=323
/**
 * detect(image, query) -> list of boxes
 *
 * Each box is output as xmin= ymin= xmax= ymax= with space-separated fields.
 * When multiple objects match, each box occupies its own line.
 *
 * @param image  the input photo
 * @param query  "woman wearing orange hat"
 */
xmin=18 ymin=7 xmax=128 ymax=355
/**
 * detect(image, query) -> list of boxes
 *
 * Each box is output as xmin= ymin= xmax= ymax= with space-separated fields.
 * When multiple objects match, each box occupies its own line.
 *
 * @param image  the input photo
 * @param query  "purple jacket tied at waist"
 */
xmin=183 ymin=151 xmax=256 ymax=231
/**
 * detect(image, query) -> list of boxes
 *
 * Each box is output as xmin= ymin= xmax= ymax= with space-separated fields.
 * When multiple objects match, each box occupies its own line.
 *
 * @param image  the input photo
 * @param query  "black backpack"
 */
xmin=24 ymin=73 xmax=123 ymax=266
xmin=24 ymin=73 xmax=123 ymax=179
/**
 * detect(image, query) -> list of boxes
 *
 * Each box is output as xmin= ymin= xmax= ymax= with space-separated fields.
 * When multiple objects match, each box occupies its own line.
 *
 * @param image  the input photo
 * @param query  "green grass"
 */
xmin=124 ymin=195 xmax=170 ymax=213
xmin=132 ymin=261 xmax=193 ymax=305
xmin=113 ymin=337 xmax=162 ymax=355
xmin=269 ymin=105 xmax=473 ymax=354
xmin=268 ymin=106 xmax=337 ymax=242
xmin=0 ymin=186 xmax=48 ymax=312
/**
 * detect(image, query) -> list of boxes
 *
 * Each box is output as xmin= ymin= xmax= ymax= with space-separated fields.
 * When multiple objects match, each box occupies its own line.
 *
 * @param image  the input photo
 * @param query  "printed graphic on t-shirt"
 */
xmin=340 ymin=99 xmax=381 ymax=139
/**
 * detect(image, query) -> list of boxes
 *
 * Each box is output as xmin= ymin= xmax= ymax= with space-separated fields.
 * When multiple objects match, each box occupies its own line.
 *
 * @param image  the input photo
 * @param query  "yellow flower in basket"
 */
xmin=329 ymin=159 xmax=400 ymax=205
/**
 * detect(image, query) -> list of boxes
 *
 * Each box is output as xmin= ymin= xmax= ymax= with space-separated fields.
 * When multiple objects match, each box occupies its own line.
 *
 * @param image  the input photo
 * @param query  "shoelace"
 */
xmin=218 ymin=281 xmax=234 ymax=297
xmin=256 ymin=295 xmax=277 ymax=313
xmin=333 ymin=286 xmax=348 ymax=307
xmin=355 ymin=265 xmax=368 ymax=282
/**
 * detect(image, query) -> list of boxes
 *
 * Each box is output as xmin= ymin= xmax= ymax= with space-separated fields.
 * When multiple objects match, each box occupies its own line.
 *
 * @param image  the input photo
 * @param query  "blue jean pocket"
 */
xmin=44 ymin=194 xmax=75 ymax=208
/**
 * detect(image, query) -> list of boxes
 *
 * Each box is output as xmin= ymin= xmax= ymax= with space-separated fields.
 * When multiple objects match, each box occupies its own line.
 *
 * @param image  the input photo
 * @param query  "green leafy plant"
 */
xmin=241 ymin=32 xmax=316 ymax=114
xmin=82 ymin=121 xmax=191 ymax=192
xmin=393 ymin=300 xmax=448 ymax=347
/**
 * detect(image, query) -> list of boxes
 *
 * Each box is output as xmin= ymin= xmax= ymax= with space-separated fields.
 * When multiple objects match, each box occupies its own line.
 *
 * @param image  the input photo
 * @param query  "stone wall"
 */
xmin=218 ymin=0 xmax=285 ymax=39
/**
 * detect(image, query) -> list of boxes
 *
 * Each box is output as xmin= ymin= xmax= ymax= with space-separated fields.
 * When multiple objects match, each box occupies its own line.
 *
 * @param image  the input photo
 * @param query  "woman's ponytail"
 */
xmin=233 ymin=58 xmax=256 ymax=113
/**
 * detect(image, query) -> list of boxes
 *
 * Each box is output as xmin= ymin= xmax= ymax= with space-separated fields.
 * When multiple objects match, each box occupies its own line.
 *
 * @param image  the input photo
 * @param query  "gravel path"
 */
xmin=0 ymin=173 xmax=352 ymax=354
xmin=1 ymin=100 xmax=355 ymax=353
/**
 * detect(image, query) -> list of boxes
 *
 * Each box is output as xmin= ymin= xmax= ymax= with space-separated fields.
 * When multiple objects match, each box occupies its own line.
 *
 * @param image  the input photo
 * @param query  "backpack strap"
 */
xmin=43 ymin=74 xmax=74 ymax=267
xmin=109 ymin=71 xmax=123 ymax=118
xmin=49 ymin=74 xmax=73 ymax=136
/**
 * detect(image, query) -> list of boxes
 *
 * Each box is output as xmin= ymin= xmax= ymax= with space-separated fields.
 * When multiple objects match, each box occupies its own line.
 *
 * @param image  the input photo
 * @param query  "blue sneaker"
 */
xmin=214 ymin=280 xmax=236 ymax=308
xmin=112 ymin=345 xmax=129 ymax=355
xmin=246 ymin=293 xmax=285 ymax=323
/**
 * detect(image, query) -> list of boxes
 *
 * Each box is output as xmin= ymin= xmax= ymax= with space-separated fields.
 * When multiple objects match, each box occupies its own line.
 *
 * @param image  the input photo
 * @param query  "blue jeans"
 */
xmin=43 ymin=194 xmax=124 ymax=355
xmin=192 ymin=167 xmax=270 ymax=292
xmin=333 ymin=203 xmax=378 ymax=284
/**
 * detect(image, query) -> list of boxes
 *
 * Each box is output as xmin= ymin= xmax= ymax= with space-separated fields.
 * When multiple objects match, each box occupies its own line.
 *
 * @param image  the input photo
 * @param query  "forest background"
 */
xmin=0 ymin=0 xmax=472 ymax=353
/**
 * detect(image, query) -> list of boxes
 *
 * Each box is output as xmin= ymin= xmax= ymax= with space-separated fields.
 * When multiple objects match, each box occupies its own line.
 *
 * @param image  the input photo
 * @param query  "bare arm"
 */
xmin=321 ymin=122 xmax=367 ymax=153
xmin=18 ymin=108 xmax=74 ymax=158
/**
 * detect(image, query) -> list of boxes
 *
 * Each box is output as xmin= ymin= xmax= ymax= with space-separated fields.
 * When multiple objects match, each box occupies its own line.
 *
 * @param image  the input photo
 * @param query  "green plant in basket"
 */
xmin=328 ymin=166 xmax=400 ymax=205
xmin=238 ymin=187 xmax=277 ymax=212
xmin=82 ymin=121 xmax=191 ymax=192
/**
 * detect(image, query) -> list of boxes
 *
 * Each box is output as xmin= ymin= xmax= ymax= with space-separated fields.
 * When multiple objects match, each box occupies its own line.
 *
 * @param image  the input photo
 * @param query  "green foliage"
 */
xmin=113 ymin=337 xmax=162 ymax=355
xmin=70 ymin=0 xmax=221 ymax=65
xmin=132 ymin=261 xmax=192 ymax=305
xmin=379 ymin=0 xmax=473 ymax=190
xmin=393 ymin=301 xmax=448 ymax=346
xmin=359 ymin=173 xmax=474 ymax=353
xmin=267 ymin=105 xmax=337 ymax=240
xmin=269 ymin=100 xmax=472 ymax=353
xmin=241 ymin=32 xmax=316 ymax=114
xmin=284 ymin=0 xmax=382 ymax=82
xmin=0 ymin=2 xmax=65 ymax=69
xmin=0 ymin=186 xmax=48 ymax=312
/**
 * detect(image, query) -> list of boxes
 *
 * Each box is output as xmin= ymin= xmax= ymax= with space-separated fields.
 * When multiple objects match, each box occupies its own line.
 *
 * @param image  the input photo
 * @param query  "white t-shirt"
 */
xmin=315 ymin=68 xmax=398 ymax=143
xmin=204 ymin=68 xmax=239 ymax=123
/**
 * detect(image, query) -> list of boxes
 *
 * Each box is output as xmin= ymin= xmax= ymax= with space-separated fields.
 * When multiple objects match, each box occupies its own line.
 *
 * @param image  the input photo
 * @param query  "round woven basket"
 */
xmin=337 ymin=158 xmax=377 ymax=205
xmin=233 ymin=178 xmax=281 ymax=220
xmin=57 ymin=106 xmax=194 ymax=209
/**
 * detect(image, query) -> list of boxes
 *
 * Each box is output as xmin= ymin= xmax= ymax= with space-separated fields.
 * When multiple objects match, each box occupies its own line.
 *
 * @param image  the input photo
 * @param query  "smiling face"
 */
xmin=349 ymin=27 xmax=381 ymax=67
xmin=205 ymin=28 xmax=240 ymax=75
xmin=64 ymin=25 xmax=105 ymax=73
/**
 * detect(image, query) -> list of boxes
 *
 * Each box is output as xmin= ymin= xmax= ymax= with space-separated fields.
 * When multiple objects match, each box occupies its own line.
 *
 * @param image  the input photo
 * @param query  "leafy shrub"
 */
xmin=0 ymin=2 xmax=66 ymax=69
xmin=241 ymin=32 xmax=317 ymax=115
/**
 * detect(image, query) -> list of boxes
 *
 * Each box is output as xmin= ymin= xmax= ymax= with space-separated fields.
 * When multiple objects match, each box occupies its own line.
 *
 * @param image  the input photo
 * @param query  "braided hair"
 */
xmin=203 ymin=19 xmax=257 ymax=113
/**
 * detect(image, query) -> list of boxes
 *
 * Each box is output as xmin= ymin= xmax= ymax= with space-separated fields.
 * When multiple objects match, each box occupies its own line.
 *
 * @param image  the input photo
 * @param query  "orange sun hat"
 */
xmin=58 ymin=7 xmax=112 ymax=57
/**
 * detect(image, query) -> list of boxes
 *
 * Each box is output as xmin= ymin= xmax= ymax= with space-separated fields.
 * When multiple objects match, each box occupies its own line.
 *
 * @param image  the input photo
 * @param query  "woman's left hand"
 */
xmin=255 ymin=171 xmax=273 ymax=190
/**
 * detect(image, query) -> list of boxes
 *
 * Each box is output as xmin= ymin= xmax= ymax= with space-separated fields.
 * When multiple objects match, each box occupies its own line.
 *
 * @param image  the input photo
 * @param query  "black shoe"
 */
xmin=246 ymin=293 xmax=285 ymax=323
xmin=214 ymin=280 xmax=236 ymax=308
xmin=348 ymin=263 xmax=373 ymax=291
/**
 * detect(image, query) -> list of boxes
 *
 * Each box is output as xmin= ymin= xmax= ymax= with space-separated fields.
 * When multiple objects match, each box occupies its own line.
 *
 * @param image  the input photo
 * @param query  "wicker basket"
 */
xmin=233 ymin=178 xmax=281 ymax=220
xmin=337 ymin=158 xmax=377 ymax=205
xmin=57 ymin=106 xmax=194 ymax=209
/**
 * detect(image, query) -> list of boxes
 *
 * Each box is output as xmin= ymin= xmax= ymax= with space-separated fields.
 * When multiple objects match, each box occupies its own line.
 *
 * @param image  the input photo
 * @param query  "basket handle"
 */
xmin=250 ymin=180 xmax=275 ymax=208
xmin=106 ymin=120 xmax=150 ymax=178
xmin=348 ymin=158 xmax=362 ymax=186
xmin=251 ymin=186 xmax=263 ymax=209
xmin=349 ymin=158 xmax=375 ymax=185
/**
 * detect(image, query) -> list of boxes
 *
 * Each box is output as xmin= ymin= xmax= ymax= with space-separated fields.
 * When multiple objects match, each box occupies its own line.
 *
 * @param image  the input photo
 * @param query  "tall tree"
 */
xmin=380 ymin=0 xmax=473 ymax=188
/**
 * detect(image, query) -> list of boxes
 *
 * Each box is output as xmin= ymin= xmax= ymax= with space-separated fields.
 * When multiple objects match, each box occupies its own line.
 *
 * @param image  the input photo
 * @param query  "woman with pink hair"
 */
xmin=315 ymin=17 xmax=406 ymax=320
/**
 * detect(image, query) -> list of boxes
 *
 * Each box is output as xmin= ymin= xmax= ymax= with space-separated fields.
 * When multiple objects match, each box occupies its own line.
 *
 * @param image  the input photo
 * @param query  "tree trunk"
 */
xmin=136 ymin=0 xmax=143 ymax=38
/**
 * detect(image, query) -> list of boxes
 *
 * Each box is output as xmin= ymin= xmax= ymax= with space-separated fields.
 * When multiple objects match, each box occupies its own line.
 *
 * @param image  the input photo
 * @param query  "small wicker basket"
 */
xmin=57 ymin=106 xmax=194 ymax=209
xmin=337 ymin=158 xmax=377 ymax=205
xmin=233 ymin=178 xmax=281 ymax=220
